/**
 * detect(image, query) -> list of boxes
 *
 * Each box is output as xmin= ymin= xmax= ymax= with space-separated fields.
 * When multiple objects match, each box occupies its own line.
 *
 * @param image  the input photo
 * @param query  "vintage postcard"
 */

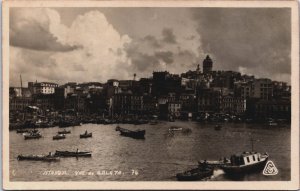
xmin=2 ymin=0 xmax=299 ymax=190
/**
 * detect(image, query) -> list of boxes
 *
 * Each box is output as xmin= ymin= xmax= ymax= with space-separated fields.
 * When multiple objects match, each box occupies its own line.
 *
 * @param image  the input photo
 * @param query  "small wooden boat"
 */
xmin=58 ymin=129 xmax=71 ymax=134
xmin=176 ymin=166 xmax=214 ymax=181
xmin=16 ymin=129 xmax=29 ymax=134
xmin=169 ymin=126 xmax=183 ymax=131
xmin=53 ymin=134 xmax=66 ymax=140
xmin=182 ymin=128 xmax=192 ymax=134
xmin=80 ymin=132 xmax=92 ymax=138
xmin=17 ymin=154 xmax=59 ymax=162
xmin=221 ymin=151 xmax=269 ymax=175
xmin=115 ymin=126 xmax=145 ymax=139
xmin=24 ymin=132 xmax=42 ymax=140
xmin=54 ymin=150 xmax=92 ymax=157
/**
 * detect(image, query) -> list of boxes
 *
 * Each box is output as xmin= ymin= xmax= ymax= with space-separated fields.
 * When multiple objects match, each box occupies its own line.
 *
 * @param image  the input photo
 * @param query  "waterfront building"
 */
xmin=142 ymin=95 xmax=158 ymax=115
xmin=9 ymin=97 xmax=32 ymax=111
xmin=152 ymin=71 xmax=182 ymax=95
xmin=220 ymin=95 xmax=246 ymax=115
xmin=272 ymin=81 xmax=291 ymax=100
xmin=234 ymin=81 xmax=254 ymax=99
xmin=197 ymin=88 xmax=222 ymax=113
xmin=9 ymin=87 xmax=32 ymax=98
xmin=254 ymin=99 xmax=291 ymax=121
xmin=112 ymin=92 xmax=143 ymax=115
xmin=168 ymin=102 xmax=181 ymax=118
xmin=28 ymin=82 xmax=58 ymax=95
xmin=179 ymin=93 xmax=197 ymax=119
xmin=34 ymin=94 xmax=56 ymax=110
xmin=253 ymin=78 xmax=273 ymax=100
xmin=64 ymin=93 xmax=87 ymax=113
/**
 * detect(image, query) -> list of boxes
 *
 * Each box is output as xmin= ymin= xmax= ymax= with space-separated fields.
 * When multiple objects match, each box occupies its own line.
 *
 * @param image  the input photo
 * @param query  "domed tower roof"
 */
xmin=203 ymin=55 xmax=213 ymax=66
xmin=203 ymin=55 xmax=213 ymax=73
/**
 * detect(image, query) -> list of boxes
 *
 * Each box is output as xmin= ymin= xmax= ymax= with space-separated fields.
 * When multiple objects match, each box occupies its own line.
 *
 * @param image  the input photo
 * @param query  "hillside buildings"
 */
xmin=9 ymin=55 xmax=291 ymax=122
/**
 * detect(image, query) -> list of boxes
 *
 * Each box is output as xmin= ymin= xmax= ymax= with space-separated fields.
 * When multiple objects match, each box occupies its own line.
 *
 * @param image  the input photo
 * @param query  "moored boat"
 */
xmin=58 ymin=129 xmax=71 ymax=134
xmin=16 ymin=129 xmax=29 ymax=134
xmin=221 ymin=151 xmax=269 ymax=175
xmin=115 ymin=126 xmax=145 ymax=139
xmin=53 ymin=134 xmax=66 ymax=140
xmin=54 ymin=150 xmax=92 ymax=157
xmin=80 ymin=131 xmax=92 ymax=138
xmin=17 ymin=154 xmax=59 ymax=162
xmin=169 ymin=126 xmax=183 ymax=131
xmin=24 ymin=132 xmax=42 ymax=140
xmin=176 ymin=165 xmax=214 ymax=181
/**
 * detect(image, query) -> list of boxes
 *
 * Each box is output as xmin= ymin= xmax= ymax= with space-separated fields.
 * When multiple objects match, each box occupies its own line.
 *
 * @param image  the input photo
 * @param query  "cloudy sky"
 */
xmin=9 ymin=7 xmax=291 ymax=86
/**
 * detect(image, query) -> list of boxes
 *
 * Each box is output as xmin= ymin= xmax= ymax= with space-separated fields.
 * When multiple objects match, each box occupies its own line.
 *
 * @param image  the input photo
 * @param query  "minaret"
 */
xmin=196 ymin=64 xmax=200 ymax=73
xmin=203 ymin=55 xmax=213 ymax=73
xmin=20 ymin=74 xmax=23 ymax=97
xmin=133 ymin=73 xmax=136 ymax=81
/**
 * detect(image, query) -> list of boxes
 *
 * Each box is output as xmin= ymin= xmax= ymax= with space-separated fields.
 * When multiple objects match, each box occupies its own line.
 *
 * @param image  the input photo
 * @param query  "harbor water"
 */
xmin=9 ymin=121 xmax=290 ymax=181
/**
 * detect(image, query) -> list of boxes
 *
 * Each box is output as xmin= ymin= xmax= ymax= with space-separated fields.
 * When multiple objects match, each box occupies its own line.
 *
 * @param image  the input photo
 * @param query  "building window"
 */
xmin=247 ymin=157 xmax=250 ymax=163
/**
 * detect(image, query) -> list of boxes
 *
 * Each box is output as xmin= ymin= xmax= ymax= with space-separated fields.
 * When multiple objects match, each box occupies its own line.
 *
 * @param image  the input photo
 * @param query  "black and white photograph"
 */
xmin=2 ymin=0 xmax=299 ymax=190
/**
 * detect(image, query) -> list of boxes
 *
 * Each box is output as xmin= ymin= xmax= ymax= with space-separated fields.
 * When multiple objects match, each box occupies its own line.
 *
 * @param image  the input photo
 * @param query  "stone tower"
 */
xmin=203 ymin=55 xmax=213 ymax=73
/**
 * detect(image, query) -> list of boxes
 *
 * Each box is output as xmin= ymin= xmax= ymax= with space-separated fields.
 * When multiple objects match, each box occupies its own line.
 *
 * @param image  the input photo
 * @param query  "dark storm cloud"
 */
xmin=192 ymin=8 xmax=291 ymax=78
xmin=162 ymin=28 xmax=177 ymax=43
xmin=155 ymin=51 xmax=174 ymax=64
xmin=9 ymin=8 xmax=80 ymax=52
xmin=130 ymin=53 xmax=159 ymax=71
xmin=143 ymin=35 xmax=161 ymax=48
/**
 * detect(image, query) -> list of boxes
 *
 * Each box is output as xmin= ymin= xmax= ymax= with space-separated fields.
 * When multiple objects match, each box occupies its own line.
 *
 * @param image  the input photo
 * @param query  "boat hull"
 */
xmin=58 ymin=131 xmax=71 ymax=134
xmin=17 ymin=155 xmax=59 ymax=162
xmin=119 ymin=131 xmax=145 ymax=139
xmin=54 ymin=151 xmax=92 ymax=157
xmin=176 ymin=168 xmax=213 ymax=181
xmin=24 ymin=135 xmax=42 ymax=140
xmin=53 ymin=136 xmax=66 ymax=140
xmin=221 ymin=157 xmax=268 ymax=175
xmin=80 ymin=133 xmax=92 ymax=138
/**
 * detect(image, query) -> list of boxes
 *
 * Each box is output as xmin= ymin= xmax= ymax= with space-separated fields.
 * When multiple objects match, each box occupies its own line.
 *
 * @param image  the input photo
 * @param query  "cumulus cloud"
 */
xmin=10 ymin=8 xmax=132 ymax=86
xmin=124 ymin=24 xmax=203 ymax=78
xmin=10 ymin=8 xmax=79 ymax=52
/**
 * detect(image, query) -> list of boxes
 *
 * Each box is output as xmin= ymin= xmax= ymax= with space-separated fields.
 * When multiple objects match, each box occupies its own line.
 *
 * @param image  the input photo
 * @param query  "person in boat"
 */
xmin=198 ymin=160 xmax=208 ymax=169
xmin=85 ymin=130 xmax=87 ymax=135
xmin=76 ymin=148 xmax=79 ymax=153
xmin=48 ymin=152 xmax=52 ymax=157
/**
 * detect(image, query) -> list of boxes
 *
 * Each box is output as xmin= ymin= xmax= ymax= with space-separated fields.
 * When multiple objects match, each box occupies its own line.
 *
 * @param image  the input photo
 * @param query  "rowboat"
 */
xmin=17 ymin=154 xmax=59 ymax=162
xmin=53 ymin=134 xmax=66 ymax=140
xmin=57 ymin=129 xmax=71 ymax=134
xmin=24 ymin=132 xmax=42 ymax=140
xmin=54 ymin=150 xmax=92 ymax=157
xmin=115 ymin=126 xmax=145 ymax=139
xmin=16 ymin=129 xmax=29 ymax=134
xmin=80 ymin=132 xmax=92 ymax=138
xmin=176 ymin=165 xmax=214 ymax=181
xmin=169 ymin=126 xmax=183 ymax=131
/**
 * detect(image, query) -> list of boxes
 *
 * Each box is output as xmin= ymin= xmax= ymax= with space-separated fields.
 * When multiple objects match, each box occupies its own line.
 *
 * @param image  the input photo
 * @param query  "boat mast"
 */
xmin=20 ymin=74 xmax=23 ymax=97
xmin=250 ymin=137 xmax=254 ymax=152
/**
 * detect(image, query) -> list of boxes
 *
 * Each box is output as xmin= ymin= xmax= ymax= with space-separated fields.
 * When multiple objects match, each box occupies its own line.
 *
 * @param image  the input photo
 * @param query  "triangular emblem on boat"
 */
xmin=263 ymin=160 xmax=278 ymax=176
